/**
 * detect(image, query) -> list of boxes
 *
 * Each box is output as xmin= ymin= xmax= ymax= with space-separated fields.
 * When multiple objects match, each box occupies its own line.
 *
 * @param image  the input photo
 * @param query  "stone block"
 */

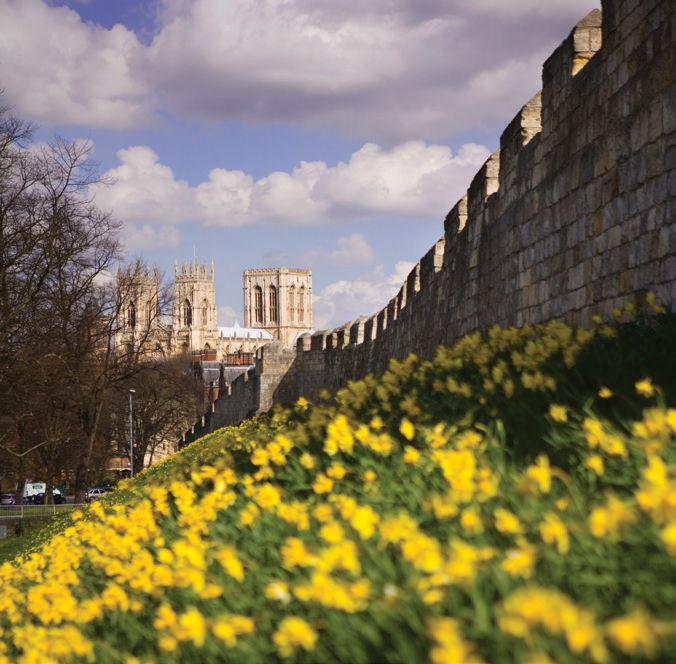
xmin=584 ymin=180 xmax=602 ymax=211
xmin=610 ymin=246 xmax=625 ymax=272
xmin=663 ymin=255 xmax=676 ymax=282
xmin=602 ymin=276 xmax=618 ymax=299
xmin=519 ymin=268 xmax=532 ymax=288
xmin=658 ymin=226 xmax=670 ymax=257
xmin=619 ymin=269 xmax=634 ymax=292
xmin=668 ymin=169 xmax=676 ymax=198
xmin=664 ymin=83 xmax=676 ymax=133
xmin=608 ymin=224 xmax=623 ymax=249
xmin=592 ymin=255 xmax=603 ymax=279
xmin=567 ymin=291 xmax=578 ymax=312
xmin=364 ymin=317 xmax=376 ymax=343
xmin=636 ymin=262 xmax=656 ymax=288
xmin=645 ymin=142 xmax=664 ymax=180
xmin=297 ymin=333 xmax=312 ymax=352
xmin=594 ymin=231 xmax=608 ymax=255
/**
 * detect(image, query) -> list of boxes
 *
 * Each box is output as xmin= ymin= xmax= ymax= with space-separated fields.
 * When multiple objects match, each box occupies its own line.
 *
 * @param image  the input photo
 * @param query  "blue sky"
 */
xmin=0 ymin=0 xmax=600 ymax=330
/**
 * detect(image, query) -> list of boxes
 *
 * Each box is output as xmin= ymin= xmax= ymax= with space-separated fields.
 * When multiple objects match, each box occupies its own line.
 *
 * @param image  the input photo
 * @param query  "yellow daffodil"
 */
xmin=635 ymin=378 xmax=655 ymax=398
xmin=494 ymin=508 xmax=524 ymax=535
xmin=399 ymin=418 xmax=415 ymax=441
xmin=403 ymin=445 xmax=421 ymax=464
xmin=273 ymin=616 xmax=318 ymax=657
xmin=549 ymin=404 xmax=568 ymax=422
xmin=584 ymin=455 xmax=604 ymax=476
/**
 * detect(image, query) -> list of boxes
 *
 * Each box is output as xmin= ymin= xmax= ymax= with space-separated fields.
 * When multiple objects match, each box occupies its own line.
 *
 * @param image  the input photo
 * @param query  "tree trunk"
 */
xmin=15 ymin=477 xmax=26 ymax=506
xmin=73 ymin=464 xmax=88 ymax=505
xmin=73 ymin=396 xmax=105 ymax=504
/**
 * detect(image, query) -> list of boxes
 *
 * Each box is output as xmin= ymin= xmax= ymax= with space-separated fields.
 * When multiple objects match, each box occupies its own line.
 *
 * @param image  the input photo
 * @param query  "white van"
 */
xmin=23 ymin=482 xmax=47 ymax=502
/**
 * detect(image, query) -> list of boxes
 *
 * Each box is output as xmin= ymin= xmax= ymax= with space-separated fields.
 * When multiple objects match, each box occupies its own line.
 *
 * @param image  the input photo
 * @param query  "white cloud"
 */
xmin=0 ymin=0 xmax=601 ymax=140
xmin=196 ymin=169 xmax=254 ymax=225
xmin=121 ymin=223 xmax=182 ymax=251
xmin=144 ymin=0 xmax=601 ymax=141
xmin=313 ymin=261 xmax=415 ymax=330
xmin=328 ymin=233 xmax=376 ymax=267
xmin=97 ymin=140 xmax=490 ymax=242
xmin=314 ymin=142 xmax=490 ymax=218
xmin=0 ymin=0 xmax=153 ymax=128
xmin=92 ymin=146 xmax=199 ymax=224
xmin=247 ymin=162 xmax=331 ymax=225
xmin=303 ymin=233 xmax=376 ymax=268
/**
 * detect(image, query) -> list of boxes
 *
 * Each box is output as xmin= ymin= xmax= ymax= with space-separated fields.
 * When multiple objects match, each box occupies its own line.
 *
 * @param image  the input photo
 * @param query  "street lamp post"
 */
xmin=129 ymin=390 xmax=136 ymax=478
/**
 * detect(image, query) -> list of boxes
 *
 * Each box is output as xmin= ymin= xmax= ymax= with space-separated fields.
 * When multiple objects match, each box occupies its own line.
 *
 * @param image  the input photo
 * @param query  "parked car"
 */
xmin=0 ymin=493 xmax=15 ymax=505
xmin=85 ymin=486 xmax=113 ymax=502
xmin=33 ymin=491 xmax=66 ymax=505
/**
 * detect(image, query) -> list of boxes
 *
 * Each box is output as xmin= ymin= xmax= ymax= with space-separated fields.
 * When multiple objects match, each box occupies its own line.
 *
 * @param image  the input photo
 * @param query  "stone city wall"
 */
xmin=180 ymin=0 xmax=675 ymax=448
xmin=180 ymin=342 xmax=296 ymax=446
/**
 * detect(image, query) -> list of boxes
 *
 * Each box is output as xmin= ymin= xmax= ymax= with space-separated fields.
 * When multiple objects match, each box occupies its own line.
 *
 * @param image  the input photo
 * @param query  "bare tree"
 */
xmin=0 ymin=101 xmax=196 ymax=503
xmin=0 ymin=108 xmax=119 ymax=345
xmin=63 ymin=263 xmax=180 ymax=502
xmin=106 ymin=358 xmax=204 ymax=474
xmin=0 ymin=99 xmax=122 ymax=503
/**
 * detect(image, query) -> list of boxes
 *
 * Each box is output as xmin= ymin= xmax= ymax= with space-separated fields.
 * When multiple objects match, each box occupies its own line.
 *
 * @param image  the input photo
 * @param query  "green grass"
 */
xmin=0 ymin=519 xmax=50 ymax=564
xmin=0 ymin=511 xmax=78 ymax=564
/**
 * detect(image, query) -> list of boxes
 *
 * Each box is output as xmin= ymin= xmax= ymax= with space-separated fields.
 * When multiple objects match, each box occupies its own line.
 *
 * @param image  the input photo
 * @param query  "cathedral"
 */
xmin=114 ymin=259 xmax=313 ymax=361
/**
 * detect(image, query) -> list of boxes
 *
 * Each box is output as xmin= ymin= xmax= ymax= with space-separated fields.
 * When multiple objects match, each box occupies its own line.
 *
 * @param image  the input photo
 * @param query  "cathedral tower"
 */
xmin=243 ymin=268 xmax=312 ymax=347
xmin=114 ymin=261 xmax=167 ymax=354
xmin=173 ymin=258 xmax=218 ymax=353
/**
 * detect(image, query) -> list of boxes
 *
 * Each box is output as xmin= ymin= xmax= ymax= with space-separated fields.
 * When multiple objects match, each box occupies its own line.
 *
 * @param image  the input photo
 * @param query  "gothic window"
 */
xmin=254 ymin=286 xmax=263 ymax=323
xmin=183 ymin=299 xmax=192 ymax=327
xmin=298 ymin=286 xmax=305 ymax=323
xmin=288 ymin=286 xmax=295 ymax=323
xmin=128 ymin=301 xmax=136 ymax=329
xmin=146 ymin=300 xmax=153 ymax=327
xmin=269 ymin=285 xmax=278 ymax=323
xmin=202 ymin=298 xmax=209 ymax=327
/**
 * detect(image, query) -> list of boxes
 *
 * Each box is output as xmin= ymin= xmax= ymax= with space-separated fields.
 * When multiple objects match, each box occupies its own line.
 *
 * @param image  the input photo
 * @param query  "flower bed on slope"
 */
xmin=1 ymin=311 xmax=675 ymax=664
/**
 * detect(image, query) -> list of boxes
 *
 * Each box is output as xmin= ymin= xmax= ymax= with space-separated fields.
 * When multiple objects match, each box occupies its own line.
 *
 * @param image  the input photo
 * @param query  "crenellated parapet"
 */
xmin=498 ymin=92 xmax=542 ymax=211
xmin=540 ymin=10 xmax=603 ymax=145
xmin=180 ymin=0 xmax=675 ymax=445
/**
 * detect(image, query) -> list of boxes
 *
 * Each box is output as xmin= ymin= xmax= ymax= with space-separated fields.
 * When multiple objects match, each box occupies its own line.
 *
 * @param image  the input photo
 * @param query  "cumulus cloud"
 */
xmin=143 ymin=0 xmax=601 ymax=141
xmin=120 ymin=222 xmax=182 ymax=252
xmin=313 ymin=261 xmax=415 ymax=330
xmin=313 ymin=142 xmax=490 ymax=218
xmin=0 ymin=0 xmax=600 ymax=140
xmin=92 ymin=146 xmax=199 ymax=224
xmin=95 ymin=140 xmax=490 ymax=237
xmin=0 ymin=0 xmax=153 ymax=128
xmin=327 ymin=233 xmax=376 ymax=267
xmin=303 ymin=233 xmax=376 ymax=268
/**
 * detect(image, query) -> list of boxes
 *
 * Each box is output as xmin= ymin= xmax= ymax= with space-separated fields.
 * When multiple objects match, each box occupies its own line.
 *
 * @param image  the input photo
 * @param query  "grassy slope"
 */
xmin=0 ymin=312 xmax=675 ymax=664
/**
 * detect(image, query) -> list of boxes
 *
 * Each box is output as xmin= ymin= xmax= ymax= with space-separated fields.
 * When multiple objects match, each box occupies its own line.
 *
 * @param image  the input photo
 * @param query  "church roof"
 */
xmin=217 ymin=325 xmax=273 ymax=340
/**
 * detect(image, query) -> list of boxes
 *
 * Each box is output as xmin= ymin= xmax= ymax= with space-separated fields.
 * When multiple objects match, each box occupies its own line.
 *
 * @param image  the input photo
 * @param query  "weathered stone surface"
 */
xmin=179 ymin=0 xmax=675 ymax=447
